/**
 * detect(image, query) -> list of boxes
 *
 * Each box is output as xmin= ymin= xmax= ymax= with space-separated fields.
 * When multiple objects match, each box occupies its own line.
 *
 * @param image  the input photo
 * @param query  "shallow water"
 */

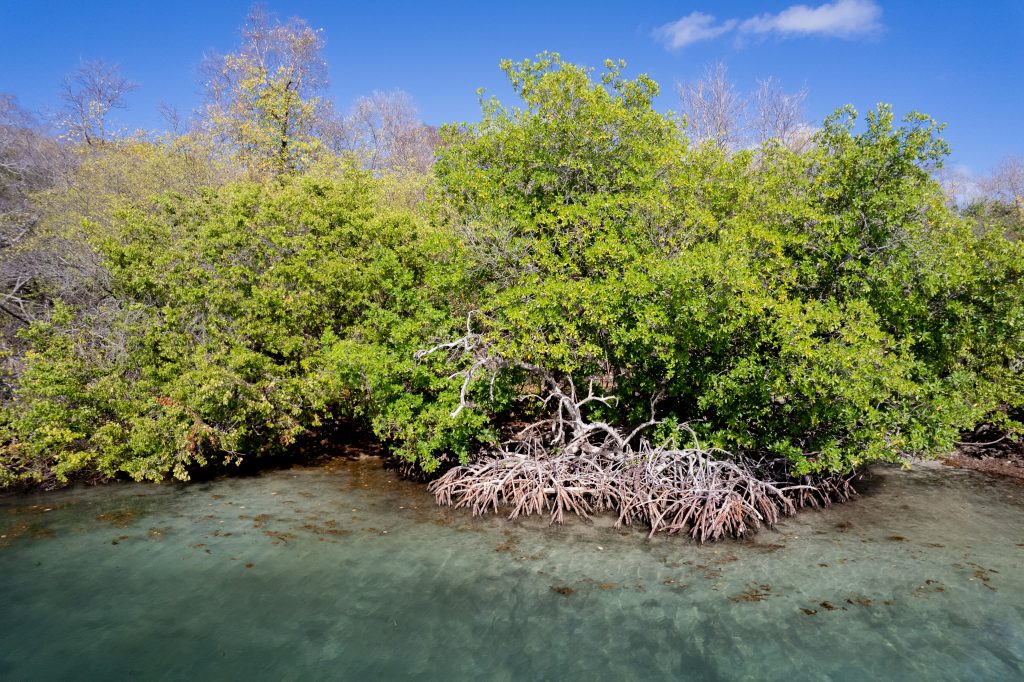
xmin=1 ymin=458 xmax=1022 ymax=681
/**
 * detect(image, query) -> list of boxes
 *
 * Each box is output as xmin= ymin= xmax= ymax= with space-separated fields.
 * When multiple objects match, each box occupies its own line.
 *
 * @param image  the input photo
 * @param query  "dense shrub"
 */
xmin=393 ymin=55 xmax=1023 ymax=476
xmin=0 ymin=54 xmax=1020 ymax=488
xmin=0 ymin=169 xmax=450 ymax=485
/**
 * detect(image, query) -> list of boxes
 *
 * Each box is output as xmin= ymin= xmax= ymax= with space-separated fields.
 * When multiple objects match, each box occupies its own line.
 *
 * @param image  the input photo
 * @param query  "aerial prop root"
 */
xmin=420 ymin=327 xmax=856 ymax=541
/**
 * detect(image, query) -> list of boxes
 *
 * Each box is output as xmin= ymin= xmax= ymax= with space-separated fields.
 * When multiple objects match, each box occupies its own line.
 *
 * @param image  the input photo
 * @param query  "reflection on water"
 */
xmin=1 ymin=458 xmax=1022 ymax=680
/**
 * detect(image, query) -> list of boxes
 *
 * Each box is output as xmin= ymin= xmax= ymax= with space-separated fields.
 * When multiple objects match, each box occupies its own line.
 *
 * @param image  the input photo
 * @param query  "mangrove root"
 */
xmin=420 ymin=333 xmax=857 ymax=542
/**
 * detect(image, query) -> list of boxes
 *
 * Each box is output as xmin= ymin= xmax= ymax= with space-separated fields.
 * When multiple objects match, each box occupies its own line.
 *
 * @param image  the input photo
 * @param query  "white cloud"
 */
xmin=653 ymin=11 xmax=737 ymax=50
xmin=740 ymin=0 xmax=882 ymax=38
xmin=653 ymin=1 xmax=882 ymax=50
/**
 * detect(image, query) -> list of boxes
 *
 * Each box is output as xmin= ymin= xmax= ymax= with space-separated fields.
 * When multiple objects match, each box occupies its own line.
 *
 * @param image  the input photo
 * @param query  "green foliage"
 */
xmin=1 ymin=52 xmax=1020 ymax=488
xmin=435 ymin=54 xmax=687 ymax=283
xmin=32 ymin=137 xmax=231 ymax=240
xmin=202 ymin=8 xmax=329 ymax=179
xmin=412 ymin=55 xmax=1023 ymax=475
xmin=0 ymin=169 xmax=448 ymax=485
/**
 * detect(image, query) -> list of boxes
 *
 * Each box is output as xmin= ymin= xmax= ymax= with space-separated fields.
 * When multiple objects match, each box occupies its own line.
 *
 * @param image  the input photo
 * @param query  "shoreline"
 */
xmin=943 ymin=445 xmax=1024 ymax=482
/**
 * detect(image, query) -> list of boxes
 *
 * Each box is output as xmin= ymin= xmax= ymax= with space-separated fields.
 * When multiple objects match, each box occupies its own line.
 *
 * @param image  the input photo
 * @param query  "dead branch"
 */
xmin=419 ymin=327 xmax=856 ymax=541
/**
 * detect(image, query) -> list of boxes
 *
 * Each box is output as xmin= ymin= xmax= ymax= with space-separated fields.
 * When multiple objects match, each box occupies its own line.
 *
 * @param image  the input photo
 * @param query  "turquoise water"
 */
xmin=1 ymin=457 xmax=1022 ymax=681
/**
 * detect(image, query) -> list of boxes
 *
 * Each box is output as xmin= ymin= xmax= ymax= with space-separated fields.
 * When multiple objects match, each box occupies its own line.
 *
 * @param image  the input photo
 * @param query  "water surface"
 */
xmin=1 ymin=458 xmax=1022 ymax=680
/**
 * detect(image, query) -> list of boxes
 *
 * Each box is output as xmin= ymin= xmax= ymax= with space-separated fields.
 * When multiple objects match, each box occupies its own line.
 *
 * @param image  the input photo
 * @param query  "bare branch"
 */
xmin=417 ymin=326 xmax=857 ymax=539
xmin=677 ymin=63 xmax=747 ymax=150
xmin=754 ymin=77 xmax=811 ymax=152
xmin=60 ymin=60 xmax=138 ymax=145
xmin=982 ymin=155 xmax=1024 ymax=210
xmin=330 ymin=90 xmax=439 ymax=174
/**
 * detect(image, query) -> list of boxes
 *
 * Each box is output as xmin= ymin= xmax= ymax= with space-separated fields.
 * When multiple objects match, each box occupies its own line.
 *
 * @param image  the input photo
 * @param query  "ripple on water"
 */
xmin=0 ymin=459 xmax=1022 ymax=680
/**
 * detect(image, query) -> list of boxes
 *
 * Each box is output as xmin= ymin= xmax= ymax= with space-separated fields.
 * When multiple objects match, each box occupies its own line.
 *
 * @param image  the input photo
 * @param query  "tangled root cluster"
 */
xmin=418 ymin=331 xmax=857 ymax=541
xmin=432 ymin=443 xmax=803 ymax=542
xmin=427 ymin=377 xmax=856 ymax=542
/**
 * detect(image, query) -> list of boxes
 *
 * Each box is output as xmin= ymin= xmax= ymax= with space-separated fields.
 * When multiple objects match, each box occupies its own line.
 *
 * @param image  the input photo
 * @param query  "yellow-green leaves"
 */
xmin=422 ymin=55 xmax=1022 ymax=476
xmin=202 ymin=9 xmax=328 ymax=179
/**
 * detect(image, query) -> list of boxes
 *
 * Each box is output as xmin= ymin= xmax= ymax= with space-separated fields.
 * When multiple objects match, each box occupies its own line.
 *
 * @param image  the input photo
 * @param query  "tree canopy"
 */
xmin=410 ymin=57 xmax=1020 ymax=477
xmin=0 ymin=39 xmax=1020 ymax=529
xmin=202 ymin=7 xmax=329 ymax=178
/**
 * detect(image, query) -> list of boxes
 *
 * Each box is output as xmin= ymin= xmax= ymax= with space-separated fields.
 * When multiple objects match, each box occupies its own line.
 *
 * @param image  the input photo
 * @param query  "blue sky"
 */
xmin=1 ymin=0 xmax=1021 ymax=174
